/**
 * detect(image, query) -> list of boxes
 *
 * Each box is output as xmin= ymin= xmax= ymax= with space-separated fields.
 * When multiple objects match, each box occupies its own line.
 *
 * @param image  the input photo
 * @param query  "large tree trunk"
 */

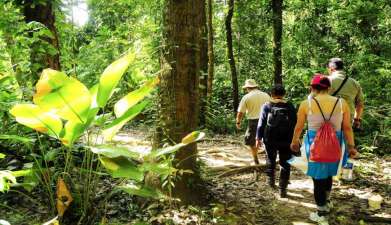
xmin=225 ymin=0 xmax=239 ymax=113
xmin=207 ymin=0 xmax=215 ymax=100
xmin=19 ymin=0 xmax=61 ymax=84
xmin=158 ymin=0 xmax=204 ymax=204
xmin=272 ymin=0 xmax=283 ymax=85
xmin=199 ymin=1 xmax=208 ymax=126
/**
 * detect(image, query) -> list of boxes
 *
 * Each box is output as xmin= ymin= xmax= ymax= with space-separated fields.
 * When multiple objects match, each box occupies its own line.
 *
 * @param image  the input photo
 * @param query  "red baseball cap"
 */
xmin=311 ymin=74 xmax=330 ymax=88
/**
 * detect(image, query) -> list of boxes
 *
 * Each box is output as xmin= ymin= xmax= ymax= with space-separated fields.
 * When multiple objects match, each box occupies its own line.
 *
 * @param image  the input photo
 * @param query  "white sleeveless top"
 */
xmin=307 ymin=95 xmax=343 ymax=131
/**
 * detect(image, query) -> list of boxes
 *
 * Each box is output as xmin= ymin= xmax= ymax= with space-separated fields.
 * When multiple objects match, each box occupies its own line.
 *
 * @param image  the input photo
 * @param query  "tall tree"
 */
xmin=272 ymin=0 xmax=283 ymax=85
xmin=225 ymin=0 xmax=239 ymax=113
xmin=158 ymin=0 xmax=204 ymax=203
xmin=18 ymin=0 xmax=61 ymax=84
xmin=207 ymin=0 xmax=215 ymax=100
xmin=199 ymin=0 xmax=208 ymax=126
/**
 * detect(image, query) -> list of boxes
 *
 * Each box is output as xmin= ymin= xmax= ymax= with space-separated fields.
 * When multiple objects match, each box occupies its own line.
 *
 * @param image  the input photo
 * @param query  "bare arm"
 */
xmin=354 ymin=102 xmax=364 ymax=120
xmin=353 ymin=84 xmax=364 ymax=128
xmin=342 ymin=101 xmax=358 ymax=157
xmin=236 ymin=112 xmax=244 ymax=129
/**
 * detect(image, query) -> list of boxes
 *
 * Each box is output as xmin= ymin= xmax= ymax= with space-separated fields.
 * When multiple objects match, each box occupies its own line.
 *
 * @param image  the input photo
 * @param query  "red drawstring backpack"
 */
xmin=309 ymin=97 xmax=342 ymax=162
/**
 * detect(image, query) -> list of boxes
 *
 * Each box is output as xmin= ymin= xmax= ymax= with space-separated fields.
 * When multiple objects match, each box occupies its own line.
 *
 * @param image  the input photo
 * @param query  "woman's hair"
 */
xmin=311 ymin=74 xmax=331 ymax=91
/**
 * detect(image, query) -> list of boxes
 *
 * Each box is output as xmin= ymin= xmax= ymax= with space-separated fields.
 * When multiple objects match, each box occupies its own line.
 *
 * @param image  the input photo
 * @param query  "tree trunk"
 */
xmin=19 ymin=0 xmax=61 ymax=84
xmin=225 ymin=0 xmax=239 ymax=113
xmin=199 ymin=0 xmax=208 ymax=126
xmin=158 ymin=0 xmax=204 ymax=204
xmin=207 ymin=0 xmax=215 ymax=100
xmin=272 ymin=0 xmax=283 ymax=85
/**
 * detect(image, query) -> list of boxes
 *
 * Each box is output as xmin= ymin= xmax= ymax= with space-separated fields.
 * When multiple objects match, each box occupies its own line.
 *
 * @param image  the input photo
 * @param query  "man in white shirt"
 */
xmin=236 ymin=79 xmax=270 ymax=165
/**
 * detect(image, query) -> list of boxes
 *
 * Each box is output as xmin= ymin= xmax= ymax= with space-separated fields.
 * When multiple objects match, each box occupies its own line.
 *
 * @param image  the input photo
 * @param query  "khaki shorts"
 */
xmin=244 ymin=119 xmax=259 ymax=146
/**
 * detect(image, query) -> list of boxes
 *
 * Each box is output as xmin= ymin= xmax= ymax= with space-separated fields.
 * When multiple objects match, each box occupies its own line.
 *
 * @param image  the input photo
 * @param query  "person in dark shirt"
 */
xmin=256 ymin=84 xmax=297 ymax=198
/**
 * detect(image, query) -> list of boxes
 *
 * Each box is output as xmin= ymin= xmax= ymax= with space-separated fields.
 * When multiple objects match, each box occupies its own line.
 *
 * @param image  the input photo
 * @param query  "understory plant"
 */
xmin=7 ymin=48 xmax=204 ymax=224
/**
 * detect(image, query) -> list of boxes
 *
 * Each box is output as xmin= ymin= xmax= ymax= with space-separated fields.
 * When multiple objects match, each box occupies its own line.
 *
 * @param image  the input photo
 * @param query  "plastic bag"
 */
xmin=288 ymin=143 xmax=308 ymax=174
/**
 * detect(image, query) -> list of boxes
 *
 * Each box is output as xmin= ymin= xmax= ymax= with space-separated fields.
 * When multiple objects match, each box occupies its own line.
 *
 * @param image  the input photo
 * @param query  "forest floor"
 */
xmin=1 ymin=127 xmax=390 ymax=225
xmin=109 ymin=126 xmax=391 ymax=225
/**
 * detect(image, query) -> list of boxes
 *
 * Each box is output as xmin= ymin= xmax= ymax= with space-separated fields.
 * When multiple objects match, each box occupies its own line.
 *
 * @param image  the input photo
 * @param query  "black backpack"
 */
xmin=263 ymin=102 xmax=293 ymax=144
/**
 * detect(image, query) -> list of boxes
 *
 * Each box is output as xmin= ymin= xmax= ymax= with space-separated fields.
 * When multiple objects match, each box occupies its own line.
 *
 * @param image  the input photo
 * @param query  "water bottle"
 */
xmin=342 ymin=159 xmax=354 ymax=181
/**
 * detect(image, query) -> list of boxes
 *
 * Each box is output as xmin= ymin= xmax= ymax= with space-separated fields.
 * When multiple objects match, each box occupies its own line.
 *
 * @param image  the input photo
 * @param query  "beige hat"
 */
xmin=242 ymin=79 xmax=258 ymax=89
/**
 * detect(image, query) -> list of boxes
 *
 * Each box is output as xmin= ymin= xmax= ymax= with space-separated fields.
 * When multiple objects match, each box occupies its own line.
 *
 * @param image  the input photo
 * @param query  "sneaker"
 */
xmin=309 ymin=212 xmax=329 ymax=225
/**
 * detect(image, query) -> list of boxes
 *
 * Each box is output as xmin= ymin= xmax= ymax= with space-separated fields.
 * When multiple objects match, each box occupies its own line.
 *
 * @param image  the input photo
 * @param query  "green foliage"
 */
xmin=207 ymin=0 xmax=391 ymax=155
xmin=91 ymin=131 xmax=205 ymax=197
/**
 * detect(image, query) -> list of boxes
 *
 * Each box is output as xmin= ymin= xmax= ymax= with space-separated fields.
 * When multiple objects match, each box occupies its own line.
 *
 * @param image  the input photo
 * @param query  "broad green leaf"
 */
xmin=93 ymin=112 xmax=112 ymax=126
xmin=44 ymin=149 xmax=59 ymax=162
xmin=10 ymin=104 xmax=63 ymax=137
xmin=149 ymin=132 xmax=205 ymax=159
xmin=33 ymin=69 xmax=68 ymax=100
xmin=85 ymin=108 xmax=100 ymax=128
xmin=34 ymin=71 xmax=91 ymax=123
xmin=181 ymin=131 xmax=205 ymax=144
xmin=150 ymin=143 xmax=186 ymax=158
xmin=11 ymin=169 xmax=33 ymax=177
xmin=97 ymin=52 xmax=135 ymax=107
xmin=85 ymin=85 xmax=100 ymax=127
xmin=114 ymin=77 xmax=159 ymax=117
xmin=99 ymin=156 xmax=144 ymax=181
xmin=141 ymin=162 xmax=176 ymax=176
xmin=0 ymin=171 xmax=17 ymax=193
xmin=102 ymin=100 xmax=149 ymax=141
xmin=0 ymin=153 xmax=5 ymax=159
xmin=0 ymin=135 xmax=35 ymax=143
xmin=60 ymin=121 xmax=86 ymax=146
xmin=116 ymin=183 xmax=164 ymax=199
xmin=20 ymin=169 xmax=40 ymax=192
xmin=90 ymin=145 xmax=141 ymax=159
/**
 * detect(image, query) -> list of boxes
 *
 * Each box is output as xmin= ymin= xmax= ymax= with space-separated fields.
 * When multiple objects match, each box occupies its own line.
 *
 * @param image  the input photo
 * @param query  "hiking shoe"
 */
xmin=280 ymin=189 xmax=287 ymax=198
xmin=309 ymin=212 xmax=329 ymax=225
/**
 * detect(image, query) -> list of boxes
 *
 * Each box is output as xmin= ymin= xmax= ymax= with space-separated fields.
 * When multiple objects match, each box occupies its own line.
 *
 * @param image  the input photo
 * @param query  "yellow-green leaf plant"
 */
xmin=9 ymin=49 xmax=159 ymax=221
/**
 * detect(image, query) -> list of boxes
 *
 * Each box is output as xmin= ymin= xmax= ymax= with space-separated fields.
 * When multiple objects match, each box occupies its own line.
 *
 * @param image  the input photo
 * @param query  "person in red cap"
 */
xmin=290 ymin=74 xmax=358 ymax=223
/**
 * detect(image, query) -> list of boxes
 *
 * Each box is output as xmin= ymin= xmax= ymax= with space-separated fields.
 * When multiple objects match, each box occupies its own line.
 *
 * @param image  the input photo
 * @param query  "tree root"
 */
xmin=216 ymin=164 xmax=268 ymax=178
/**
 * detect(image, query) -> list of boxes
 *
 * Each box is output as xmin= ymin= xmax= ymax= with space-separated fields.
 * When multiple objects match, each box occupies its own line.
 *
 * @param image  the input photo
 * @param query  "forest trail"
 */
xmin=115 ymin=128 xmax=391 ymax=225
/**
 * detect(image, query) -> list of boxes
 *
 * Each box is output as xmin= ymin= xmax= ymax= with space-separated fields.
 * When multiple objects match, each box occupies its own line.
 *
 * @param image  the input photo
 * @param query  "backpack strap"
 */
xmin=313 ymin=97 xmax=340 ymax=121
xmin=312 ymin=98 xmax=327 ymax=121
xmin=332 ymin=76 xmax=349 ymax=96
xmin=307 ymin=95 xmax=313 ymax=115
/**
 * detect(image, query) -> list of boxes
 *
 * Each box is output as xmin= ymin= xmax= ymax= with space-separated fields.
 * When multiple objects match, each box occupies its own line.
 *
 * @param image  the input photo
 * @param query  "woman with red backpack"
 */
xmin=290 ymin=74 xmax=358 ymax=224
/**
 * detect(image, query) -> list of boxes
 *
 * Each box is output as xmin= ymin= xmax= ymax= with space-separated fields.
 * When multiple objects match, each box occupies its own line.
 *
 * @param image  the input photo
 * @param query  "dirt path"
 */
xmin=117 ymin=128 xmax=391 ymax=225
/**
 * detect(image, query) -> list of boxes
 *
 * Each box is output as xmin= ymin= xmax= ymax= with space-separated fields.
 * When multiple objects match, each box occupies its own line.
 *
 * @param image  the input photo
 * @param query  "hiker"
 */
xmin=236 ymin=79 xmax=270 ymax=165
xmin=290 ymin=74 xmax=358 ymax=223
xmin=255 ymin=84 xmax=296 ymax=198
xmin=326 ymin=58 xmax=364 ymax=130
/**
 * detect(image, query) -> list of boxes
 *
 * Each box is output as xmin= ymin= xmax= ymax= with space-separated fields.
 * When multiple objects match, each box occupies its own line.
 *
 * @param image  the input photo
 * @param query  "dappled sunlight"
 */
xmin=278 ymin=195 xmax=317 ymax=210
xmin=289 ymin=178 xmax=313 ymax=192
xmin=292 ymin=222 xmax=315 ymax=225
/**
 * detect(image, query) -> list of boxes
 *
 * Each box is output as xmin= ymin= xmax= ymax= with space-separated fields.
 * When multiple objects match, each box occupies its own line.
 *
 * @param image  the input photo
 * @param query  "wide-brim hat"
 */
xmin=242 ymin=79 xmax=258 ymax=89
